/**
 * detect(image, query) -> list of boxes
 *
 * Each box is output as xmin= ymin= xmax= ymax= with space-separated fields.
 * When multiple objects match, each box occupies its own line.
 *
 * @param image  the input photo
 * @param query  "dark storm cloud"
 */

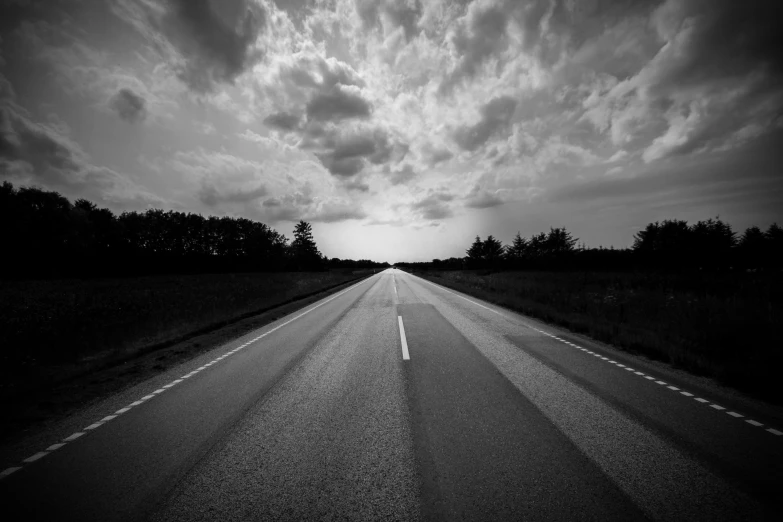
xmin=464 ymin=184 xmax=504 ymax=209
xmin=315 ymin=155 xmax=365 ymax=177
xmin=388 ymin=164 xmax=416 ymax=185
xmin=342 ymin=177 xmax=370 ymax=192
xmin=0 ymin=82 xmax=161 ymax=206
xmin=263 ymin=111 xmax=301 ymax=131
xmin=355 ymin=0 xmax=422 ymax=41
xmin=550 ymin=129 xmax=783 ymax=207
xmin=198 ymin=182 xmax=267 ymax=207
xmin=646 ymin=0 xmax=783 ymax=97
xmin=109 ymin=88 xmax=147 ymax=123
xmin=305 ymin=86 xmax=372 ymax=122
xmin=301 ymin=125 xmax=406 ymax=178
xmin=161 ymin=0 xmax=265 ymax=92
xmin=439 ymin=2 xmax=508 ymax=95
xmin=453 ymin=96 xmax=517 ymax=151
xmin=411 ymin=190 xmax=455 ymax=220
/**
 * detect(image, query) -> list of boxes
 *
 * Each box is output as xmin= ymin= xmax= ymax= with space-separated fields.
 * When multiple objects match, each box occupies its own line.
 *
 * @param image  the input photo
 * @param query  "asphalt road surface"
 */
xmin=1 ymin=269 xmax=782 ymax=521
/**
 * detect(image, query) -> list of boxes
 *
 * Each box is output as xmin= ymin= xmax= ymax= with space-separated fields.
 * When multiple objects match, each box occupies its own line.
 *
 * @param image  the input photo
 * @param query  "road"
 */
xmin=1 ymin=269 xmax=781 ymax=521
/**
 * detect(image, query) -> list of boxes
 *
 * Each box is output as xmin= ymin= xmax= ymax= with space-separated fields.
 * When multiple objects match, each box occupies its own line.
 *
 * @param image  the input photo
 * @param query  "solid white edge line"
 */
xmin=0 ymin=275 xmax=382 ymax=482
xmin=398 ymin=316 xmax=410 ymax=361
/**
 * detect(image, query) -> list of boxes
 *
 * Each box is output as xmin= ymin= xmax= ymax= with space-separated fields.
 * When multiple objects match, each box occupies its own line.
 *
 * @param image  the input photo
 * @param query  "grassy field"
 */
xmin=411 ymin=270 xmax=783 ymax=404
xmin=0 ymin=271 xmax=367 ymax=403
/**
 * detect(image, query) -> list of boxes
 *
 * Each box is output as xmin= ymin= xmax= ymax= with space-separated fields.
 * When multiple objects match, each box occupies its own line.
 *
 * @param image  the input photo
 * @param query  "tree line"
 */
xmin=0 ymin=182 xmax=388 ymax=278
xmin=397 ymin=219 xmax=783 ymax=272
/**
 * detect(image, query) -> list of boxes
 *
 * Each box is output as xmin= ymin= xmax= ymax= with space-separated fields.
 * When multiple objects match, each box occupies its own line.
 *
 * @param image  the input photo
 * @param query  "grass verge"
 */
xmin=410 ymin=269 xmax=783 ymax=405
xmin=0 ymin=271 xmax=371 ymax=441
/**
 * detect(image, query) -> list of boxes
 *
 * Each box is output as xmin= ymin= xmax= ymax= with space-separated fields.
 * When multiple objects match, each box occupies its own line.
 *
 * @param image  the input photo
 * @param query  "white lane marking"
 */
xmin=46 ymin=443 xmax=65 ymax=451
xmin=680 ymin=391 xmax=693 ymax=397
xmin=398 ymin=316 xmax=410 ymax=361
xmin=63 ymin=432 xmax=84 ymax=442
xmin=0 ymin=467 xmax=22 ymax=479
xmin=768 ymin=429 xmax=783 ymax=436
xmin=655 ymin=381 xmax=667 ymax=385
xmin=747 ymin=420 xmax=763 ymax=427
xmin=115 ymin=407 xmax=131 ymax=415
xmin=710 ymin=404 xmax=725 ymax=411
xmin=140 ymin=395 xmax=154 ymax=401
xmin=645 ymin=376 xmax=655 ymax=380
xmin=85 ymin=423 xmax=102 ymax=430
xmin=727 ymin=412 xmax=743 ymax=418
xmin=667 ymin=386 xmax=680 ymax=391
xmin=130 ymin=400 xmax=144 ymax=407
xmin=100 ymin=415 xmax=117 ymax=422
xmin=695 ymin=398 xmax=708 ymax=403
xmin=23 ymin=452 xmax=47 ymax=463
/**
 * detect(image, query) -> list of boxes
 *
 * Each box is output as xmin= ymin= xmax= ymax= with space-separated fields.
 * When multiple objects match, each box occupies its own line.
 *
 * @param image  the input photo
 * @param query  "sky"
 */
xmin=1 ymin=0 xmax=782 ymax=262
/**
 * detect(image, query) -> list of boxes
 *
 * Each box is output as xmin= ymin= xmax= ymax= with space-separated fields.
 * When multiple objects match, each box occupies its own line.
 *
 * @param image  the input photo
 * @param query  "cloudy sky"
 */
xmin=1 ymin=0 xmax=782 ymax=262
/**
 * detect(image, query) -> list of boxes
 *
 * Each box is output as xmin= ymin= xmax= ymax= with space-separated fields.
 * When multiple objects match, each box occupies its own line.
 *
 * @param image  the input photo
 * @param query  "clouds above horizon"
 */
xmin=1 ymin=0 xmax=782 ymax=259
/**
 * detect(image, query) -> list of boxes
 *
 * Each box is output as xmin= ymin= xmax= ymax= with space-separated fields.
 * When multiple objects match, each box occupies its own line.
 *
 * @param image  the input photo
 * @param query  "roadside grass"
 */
xmin=0 ymin=271 xmax=366 ymax=403
xmin=411 ymin=270 xmax=783 ymax=405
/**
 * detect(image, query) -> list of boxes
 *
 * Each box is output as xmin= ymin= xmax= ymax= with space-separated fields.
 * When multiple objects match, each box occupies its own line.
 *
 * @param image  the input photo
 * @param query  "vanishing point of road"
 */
xmin=1 ymin=269 xmax=782 ymax=521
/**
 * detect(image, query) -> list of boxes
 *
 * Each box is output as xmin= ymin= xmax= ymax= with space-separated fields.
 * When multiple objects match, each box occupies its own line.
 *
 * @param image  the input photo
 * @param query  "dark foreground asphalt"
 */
xmin=1 ymin=269 xmax=781 ymax=521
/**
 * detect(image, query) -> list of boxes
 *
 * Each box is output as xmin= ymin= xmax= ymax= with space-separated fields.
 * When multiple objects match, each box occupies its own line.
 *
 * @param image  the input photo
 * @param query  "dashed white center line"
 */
xmin=85 ymin=423 xmax=102 ymax=430
xmin=115 ymin=407 xmax=131 ymax=415
xmin=23 ymin=452 xmax=47 ymax=464
xmin=710 ymin=404 xmax=726 ymax=411
xmin=100 ymin=415 xmax=117 ymax=422
xmin=398 ymin=316 xmax=410 ymax=361
xmin=0 ymin=467 xmax=22 ymax=479
xmin=727 ymin=411 xmax=743 ymax=418
xmin=63 ymin=432 xmax=84 ymax=442
xmin=46 ymin=443 xmax=65 ymax=451
xmin=747 ymin=420 xmax=763 ymax=427
xmin=695 ymin=398 xmax=709 ymax=403
xmin=768 ymin=429 xmax=783 ymax=436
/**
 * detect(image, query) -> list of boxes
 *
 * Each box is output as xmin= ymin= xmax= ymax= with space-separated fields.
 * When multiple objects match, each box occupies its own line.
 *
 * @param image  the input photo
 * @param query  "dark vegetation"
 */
xmin=398 ymin=220 xmax=783 ymax=404
xmin=0 ymin=182 xmax=389 ymax=431
xmin=0 ymin=181 xmax=389 ymax=278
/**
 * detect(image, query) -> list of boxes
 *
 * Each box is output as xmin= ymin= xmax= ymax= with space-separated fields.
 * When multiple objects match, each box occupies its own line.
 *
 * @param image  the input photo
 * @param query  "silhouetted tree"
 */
xmin=482 ymin=235 xmax=505 ymax=268
xmin=291 ymin=220 xmax=323 ymax=271
xmin=738 ymin=226 xmax=766 ymax=269
xmin=466 ymin=235 xmax=484 ymax=268
xmin=505 ymin=232 xmax=528 ymax=268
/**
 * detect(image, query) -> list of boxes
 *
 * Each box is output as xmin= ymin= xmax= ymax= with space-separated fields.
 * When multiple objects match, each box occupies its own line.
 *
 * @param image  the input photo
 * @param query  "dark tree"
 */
xmin=738 ymin=226 xmax=766 ymax=269
xmin=291 ymin=220 xmax=323 ymax=271
xmin=482 ymin=235 xmax=505 ymax=268
xmin=506 ymin=232 xmax=528 ymax=267
xmin=466 ymin=235 xmax=483 ymax=268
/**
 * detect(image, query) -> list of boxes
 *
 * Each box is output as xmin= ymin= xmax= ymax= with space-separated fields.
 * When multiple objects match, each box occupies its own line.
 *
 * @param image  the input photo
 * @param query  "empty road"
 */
xmin=1 ymin=269 xmax=781 ymax=521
